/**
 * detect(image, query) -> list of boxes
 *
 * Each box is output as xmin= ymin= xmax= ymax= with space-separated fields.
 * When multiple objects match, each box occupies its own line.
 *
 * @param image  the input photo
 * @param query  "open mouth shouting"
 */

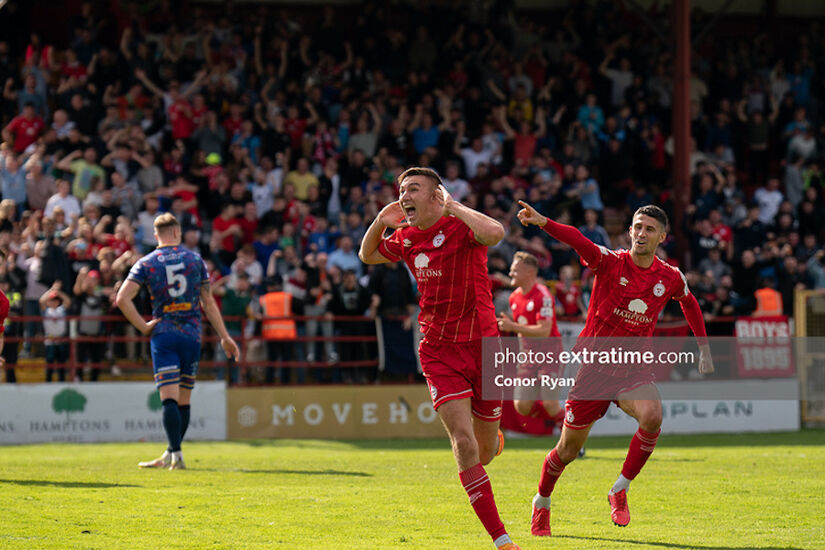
xmin=403 ymin=203 xmax=417 ymax=222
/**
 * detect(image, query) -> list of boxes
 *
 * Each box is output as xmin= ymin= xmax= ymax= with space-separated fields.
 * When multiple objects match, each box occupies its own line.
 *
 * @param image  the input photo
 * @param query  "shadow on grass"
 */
xmin=0 ymin=479 xmax=140 ymax=488
xmin=340 ymin=429 xmax=825 ymax=451
xmin=199 ymin=468 xmax=372 ymax=477
xmin=555 ymin=535 xmax=804 ymax=550
xmin=225 ymin=429 xmax=825 ymax=453
xmin=574 ymin=456 xmax=706 ymax=463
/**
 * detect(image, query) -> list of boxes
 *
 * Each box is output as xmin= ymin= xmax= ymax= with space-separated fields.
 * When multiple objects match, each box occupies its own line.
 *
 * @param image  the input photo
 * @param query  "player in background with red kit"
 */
xmin=360 ymin=167 xmax=520 ymax=550
xmin=517 ymin=201 xmax=713 ymax=535
xmin=497 ymin=251 xmax=566 ymax=429
xmin=0 ymin=272 xmax=9 ymax=375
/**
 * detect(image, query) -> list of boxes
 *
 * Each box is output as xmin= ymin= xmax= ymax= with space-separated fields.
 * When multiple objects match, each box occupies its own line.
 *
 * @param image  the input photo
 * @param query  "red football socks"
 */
xmin=621 ymin=427 xmax=661 ymax=480
xmin=459 ymin=463 xmax=507 ymax=541
xmin=538 ymin=448 xmax=566 ymax=497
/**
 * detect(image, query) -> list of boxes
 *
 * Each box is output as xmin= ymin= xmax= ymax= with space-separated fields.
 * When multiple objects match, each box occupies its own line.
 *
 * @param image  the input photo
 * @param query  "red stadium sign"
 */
xmin=734 ymin=316 xmax=794 ymax=378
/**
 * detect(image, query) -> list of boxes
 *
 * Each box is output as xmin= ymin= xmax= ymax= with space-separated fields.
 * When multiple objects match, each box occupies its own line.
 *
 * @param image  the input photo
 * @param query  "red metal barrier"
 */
xmin=3 ymin=314 xmax=383 ymax=382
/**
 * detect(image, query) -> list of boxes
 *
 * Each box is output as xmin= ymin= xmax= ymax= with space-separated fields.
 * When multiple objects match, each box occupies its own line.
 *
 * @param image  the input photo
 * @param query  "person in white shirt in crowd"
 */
xmin=44 ymin=179 xmax=81 ymax=220
xmin=39 ymin=281 xmax=71 ymax=382
xmin=754 ymin=177 xmax=784 ymax=224
xmin=442 ymin=160 xmax=470 ymax=202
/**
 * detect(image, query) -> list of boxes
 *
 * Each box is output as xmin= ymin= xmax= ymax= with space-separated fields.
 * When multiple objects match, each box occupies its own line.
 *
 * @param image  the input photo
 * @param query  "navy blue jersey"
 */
xmin=127 ymin=245 xmax=209 ymax=341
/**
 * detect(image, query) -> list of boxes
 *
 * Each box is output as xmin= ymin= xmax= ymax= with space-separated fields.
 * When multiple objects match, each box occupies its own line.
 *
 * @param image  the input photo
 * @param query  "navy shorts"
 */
xmin=151 ymin=332 xmax=201 ymax=389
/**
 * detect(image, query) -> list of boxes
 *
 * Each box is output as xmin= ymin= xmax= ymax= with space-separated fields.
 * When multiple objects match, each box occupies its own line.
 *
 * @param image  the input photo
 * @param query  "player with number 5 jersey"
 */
xmin=117 ymin=213 xmax=239 ymax=470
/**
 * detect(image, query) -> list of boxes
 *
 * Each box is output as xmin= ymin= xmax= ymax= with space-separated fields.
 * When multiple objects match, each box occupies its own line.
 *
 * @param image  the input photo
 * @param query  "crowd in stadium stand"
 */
xmin=0 ymin=0 xmax=824 ymax=383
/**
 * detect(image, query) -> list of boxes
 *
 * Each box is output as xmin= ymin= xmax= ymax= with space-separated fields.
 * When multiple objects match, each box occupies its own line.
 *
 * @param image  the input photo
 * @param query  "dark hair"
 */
xmin=397 ymin=166 xmax=442 ymax=189
xmin=633 ymin=205 xmax=669 ymax=231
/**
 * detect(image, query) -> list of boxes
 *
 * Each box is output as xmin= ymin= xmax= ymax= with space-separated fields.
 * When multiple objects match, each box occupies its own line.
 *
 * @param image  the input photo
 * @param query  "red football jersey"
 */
xmin=581 ymin=246 xmax=689 ymax=337
xmin=7 ymin=115 xmax=45 ymax=153
xmin=509 ymin=282 xmax=561 ymax=337
xmin=0 ymin=288 xmax=8 ymax=334
xmin=555 ymin=282 xmax=582 ymax=316
xmin=379 ymin=215 xmax=498 ymax=343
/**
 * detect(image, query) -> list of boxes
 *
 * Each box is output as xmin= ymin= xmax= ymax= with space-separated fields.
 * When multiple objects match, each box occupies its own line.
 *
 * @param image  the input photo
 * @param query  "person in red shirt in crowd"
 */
xmin=222 ymin=103 xmax=245 ymax=140
xmin=238 ymin=201 xmax=259 ymax=245
xmin=134 ymin=68 xmax=207 ymax=141
xmin=555 ymin=265 xmax=585 ymax=317
xmin=0 ymin=256 xmax=10 ymax=378
xmin=284 ymin=102 xmax=319 ymax=152
xmin=211 ymin=202 xmax=242 ymax=267
xmin=60 ymin=48 xmax=87 ymax=81
xmin=498 ymin=105 xmax=546 ymax=167
xmin=708 ymin=208 xmax=733 ymax=260
xmin=190 ymin=94 xmax=208 ymax=128
xmin=360 ymin=167 xmax=520 ymax=550
xmin=111 ymin=83 xmax=151 ymax=121
xmin=94 ymin=216 xmax=135 ymax=258
xmin=3 ymin=103 xmax=45 ymax=153
xmin=517 ymin=200 xmax=713 ymax=536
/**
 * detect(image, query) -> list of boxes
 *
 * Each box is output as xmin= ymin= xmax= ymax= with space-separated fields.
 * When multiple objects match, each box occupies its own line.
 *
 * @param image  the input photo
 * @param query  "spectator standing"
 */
xmin=327 ymin=269 xmax=371 ymax=383
xmin=73 ymin=267 xmax=105 ymax=381
xmin=39 ymin=282 xmax=71 ymax=382
xmin=367 ymin=261 xmax=417 ymax=379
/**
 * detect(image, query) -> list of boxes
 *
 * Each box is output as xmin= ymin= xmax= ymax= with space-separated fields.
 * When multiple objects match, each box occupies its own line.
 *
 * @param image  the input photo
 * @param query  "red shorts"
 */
xmin=564 ymin=365 xmax=656 ymax=430
xmin=420 ymin=338 xmax=502 ymax=422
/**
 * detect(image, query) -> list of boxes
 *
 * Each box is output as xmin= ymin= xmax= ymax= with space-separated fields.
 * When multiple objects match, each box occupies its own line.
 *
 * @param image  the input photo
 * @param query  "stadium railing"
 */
xmin=2 ymin=313 xmax=382 ymax=383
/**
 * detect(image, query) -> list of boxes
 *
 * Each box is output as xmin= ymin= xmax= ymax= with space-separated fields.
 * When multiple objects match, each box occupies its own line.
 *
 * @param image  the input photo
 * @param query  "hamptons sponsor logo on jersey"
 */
xmin=612 ymin=297 xmax=655 ymax=325
xmin=413 ymin=252 xmax=442 ymax=280
xmin=227 ymin=386 xmax=444 ymax=439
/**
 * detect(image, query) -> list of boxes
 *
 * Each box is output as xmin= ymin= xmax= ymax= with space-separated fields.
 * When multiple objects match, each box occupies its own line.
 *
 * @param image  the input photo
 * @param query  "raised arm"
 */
xmin=517 ymin=200 xmax=601 ymax=266
xmin=358 ymin=201 xmax=407 ymax=264
xmin=55 ymin=149 xmax=82 ymax=172
xmin=439 ymin=186 xmax=504 ymax=246
xmin=496 ymin=106 xmax=516 ymax=139
xmin=120 ymin=28 xmax=133 ymax=61
xmin=253 ymin=25 xmax=264 ymax=76
xmin=134 ymin=68 xmax=165 ymax=98
xmin=181 ymin=69 xmax=207 ymax=99
xmin=200 ymin=282 xmax=240 ymax=360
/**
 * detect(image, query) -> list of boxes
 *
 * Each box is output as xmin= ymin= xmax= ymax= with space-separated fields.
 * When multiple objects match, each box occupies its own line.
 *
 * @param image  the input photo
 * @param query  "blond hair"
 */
xmin=513 ymin=251 xmax=539 ymax=270
xmin=153 ymin=213 xmax=180 ymax=236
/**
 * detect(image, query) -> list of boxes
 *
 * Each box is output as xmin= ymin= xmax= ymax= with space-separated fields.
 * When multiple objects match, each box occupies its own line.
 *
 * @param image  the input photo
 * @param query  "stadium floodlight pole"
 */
xmin=672 ymin=0 xmax=691 ymax=265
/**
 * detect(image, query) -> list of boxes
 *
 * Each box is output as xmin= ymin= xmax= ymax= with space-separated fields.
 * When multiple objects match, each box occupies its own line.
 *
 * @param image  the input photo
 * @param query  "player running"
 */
xmin=360 ymin=167 xmax=519 ymax=550
xmin=116 ymin=213 xmax=239 ymax=470
xmin=516 ymin=201 xmax=713 ymax=534
xmin=497 ymin=251 xmax=566 ymax=429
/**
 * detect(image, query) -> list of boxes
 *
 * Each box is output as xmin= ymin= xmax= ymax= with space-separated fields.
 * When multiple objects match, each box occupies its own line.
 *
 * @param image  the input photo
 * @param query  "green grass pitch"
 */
xmin=1 ymin=431 xmax=823 ymax=549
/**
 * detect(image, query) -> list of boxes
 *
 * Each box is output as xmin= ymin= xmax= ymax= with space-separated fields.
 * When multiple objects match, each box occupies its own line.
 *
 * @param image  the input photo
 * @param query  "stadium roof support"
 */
xmin=672 ymin=0 xmax=691 ymax=265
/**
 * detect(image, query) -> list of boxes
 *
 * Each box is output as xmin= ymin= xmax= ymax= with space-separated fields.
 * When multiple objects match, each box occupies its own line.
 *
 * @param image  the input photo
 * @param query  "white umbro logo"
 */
xmin=403 ymin=239 xmax=412 ymax=247
xmin=619 ymin=277 xmax=628 ymax=286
